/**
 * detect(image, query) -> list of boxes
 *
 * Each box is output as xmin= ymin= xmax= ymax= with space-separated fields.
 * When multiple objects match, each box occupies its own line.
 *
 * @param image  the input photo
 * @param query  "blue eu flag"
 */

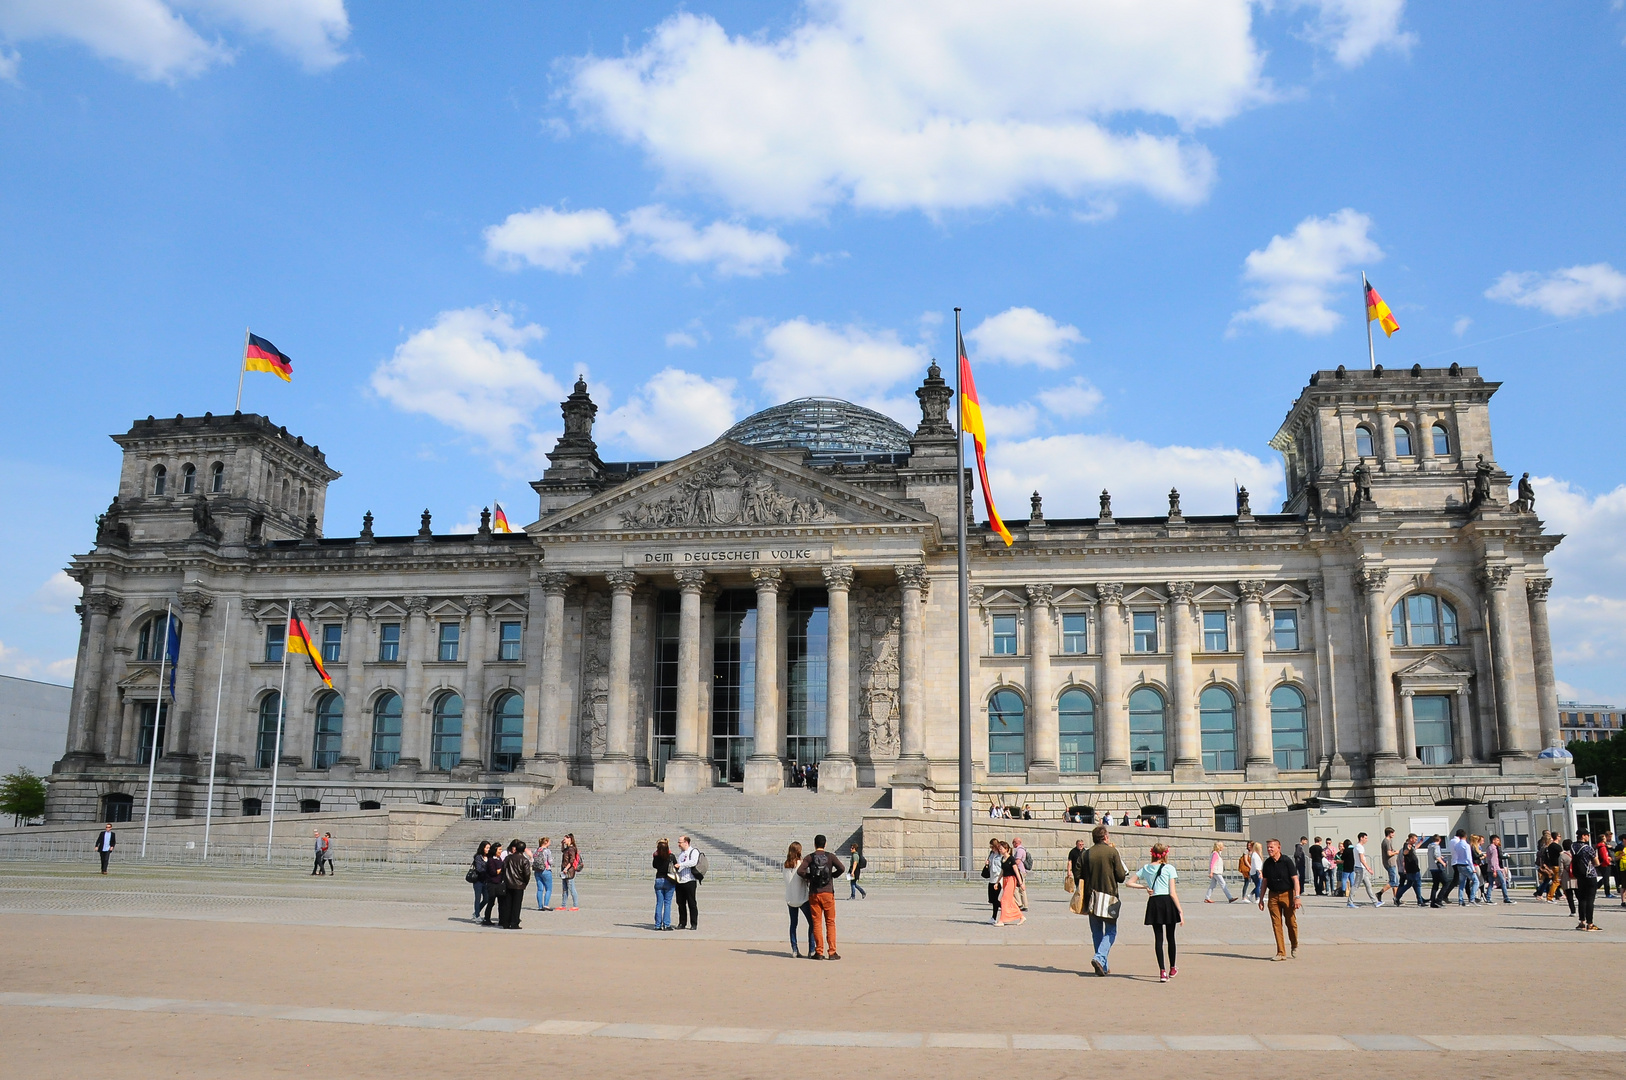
xmin=164 ymin=615 xmax=181 ymax=701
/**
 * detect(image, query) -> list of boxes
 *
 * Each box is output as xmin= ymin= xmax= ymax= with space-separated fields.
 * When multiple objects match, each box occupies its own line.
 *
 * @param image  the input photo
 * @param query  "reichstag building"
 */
xmin=50 ymin=363 xmax=1564 ymax=828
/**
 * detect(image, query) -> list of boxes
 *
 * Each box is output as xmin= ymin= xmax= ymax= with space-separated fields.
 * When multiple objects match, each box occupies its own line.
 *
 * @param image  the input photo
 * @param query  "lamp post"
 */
xmin=1538 ymin=742 xmax=1575 ymax=838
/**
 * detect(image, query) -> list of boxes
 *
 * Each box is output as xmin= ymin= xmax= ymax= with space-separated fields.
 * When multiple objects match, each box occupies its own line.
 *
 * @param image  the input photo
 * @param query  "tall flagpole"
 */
xmin=266 ymin=601 xmax=292 ymax=863
xmin=140 ymin=600 xmax=173 ymax=857
xmin=235 ymin=327 xmax=249 ymax=412
xmin=1363 ymin=274 xmax=1377 ymax=370
xmin=202 ymin=599 xmax=229 ymax=860
xmin=954 ymin=308 xmax=974 ymax=875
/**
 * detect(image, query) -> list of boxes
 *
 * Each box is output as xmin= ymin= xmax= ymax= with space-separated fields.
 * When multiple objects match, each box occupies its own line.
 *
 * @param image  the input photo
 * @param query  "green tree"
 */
xmin=1568 ymin=736 xmax=1626 ymax=798
xmin=0 ymin=767 xmax=47 ymax=825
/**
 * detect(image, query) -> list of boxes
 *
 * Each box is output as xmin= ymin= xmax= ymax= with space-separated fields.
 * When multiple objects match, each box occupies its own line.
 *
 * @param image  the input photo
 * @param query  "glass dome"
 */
xmin=722 ymin=397 xmax=913 ymax=460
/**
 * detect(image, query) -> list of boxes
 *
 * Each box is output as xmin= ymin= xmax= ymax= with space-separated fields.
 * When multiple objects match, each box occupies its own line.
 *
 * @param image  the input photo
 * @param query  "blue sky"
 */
xmin=2 ymin=1 xmax=1625 ymax=700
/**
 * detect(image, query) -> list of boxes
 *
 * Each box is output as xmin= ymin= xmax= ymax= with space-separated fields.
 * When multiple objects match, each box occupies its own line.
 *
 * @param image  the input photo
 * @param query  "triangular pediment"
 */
xmin=532 ymin=440 xmax=935 ymax=535
xmin=1394 ymin=652 xmax=1472 ymax=679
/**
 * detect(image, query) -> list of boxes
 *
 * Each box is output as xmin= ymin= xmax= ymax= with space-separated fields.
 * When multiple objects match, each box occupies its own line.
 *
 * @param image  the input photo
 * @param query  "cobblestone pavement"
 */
xmin=2 ymin=863 xmax=1620 ymax=1079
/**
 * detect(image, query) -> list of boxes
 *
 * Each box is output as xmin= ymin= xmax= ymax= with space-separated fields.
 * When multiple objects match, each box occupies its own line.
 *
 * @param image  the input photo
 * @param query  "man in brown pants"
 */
xmin=797 ymin=833 xmax=846 ymax=961
xmin=1258 ymin=838 xmax=1302 ymax=960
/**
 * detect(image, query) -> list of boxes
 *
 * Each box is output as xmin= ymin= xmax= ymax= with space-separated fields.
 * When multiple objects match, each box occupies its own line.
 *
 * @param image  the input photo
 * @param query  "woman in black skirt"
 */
xmin=1124 ymin=841 xmax=1184 ymax=982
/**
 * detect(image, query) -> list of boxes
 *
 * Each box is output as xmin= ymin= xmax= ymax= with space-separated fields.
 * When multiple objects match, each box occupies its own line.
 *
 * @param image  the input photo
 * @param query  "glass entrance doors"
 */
xmin=711 ymin=591 xmax=756 ymax=783
xmin=786 ymin=589 xmax=829 ymax=768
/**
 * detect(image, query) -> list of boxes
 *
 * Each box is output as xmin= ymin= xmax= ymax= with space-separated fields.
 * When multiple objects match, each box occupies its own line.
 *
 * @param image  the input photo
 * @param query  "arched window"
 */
xmin=1355 ymin=426 xmax=1374 ymax=458
xmin=1414 ymin=694 xmax=1454 ymax=765
xmin=1270 ymin=686 xmax=1309 ymax=770
xmin=210 ymin=461 xmax=225 ymax=493
xmin=1393 ymin=424 xmax=1413 ymax=456
xmin=312 ymin=692 xmax=344 ymax=769
xmin=181 ymin=463 xmax=196 ymax=494
xmin=1214 ymin=805 xmax=1243 ymax=832
xmin=987 ymin=689 xmax=1026 ymax=774
xmin=1431 ymin=424 xmax=1450 ymax=456
xmin=1128 ymin=687 xmax=1167 ymax=772
xmin=241 ymin=798 xmax=262 ymax=817
xmin=298 ymin=487 xmax=308 ymax=518
xmin=1199 ymin=686 xmax=1237 ymax=771
xmin=371 ymin=692 xmax=402 ymax=770
xmin=1058 ymin=688 xmax=1096 ymax=773
xmin=256 ymin=692 xmax=283 ymax=768
xmin=152 ymin=464 xmax=168 ymax=495
xmin=299 ymin=799 xmax=321 ymax=814
xmin=358 ymin=800 xmax=382 ymax=811
xmin=102 ymin=792 xmax=134 ymax=822
xmin=281 ymin=478 xmax=290 ymax=508
xmin=1139 ymin=805 xmax=1169 ymax=828
xmin=134 ymin=613 xmax=179 ymax=662
xmin=431 ymin=692 xmax=463 ymax=771
xmin=490 ymin=691 xmax=524 ymax=773
xmin=1390 ymin=594 xmax=1460 ymax=646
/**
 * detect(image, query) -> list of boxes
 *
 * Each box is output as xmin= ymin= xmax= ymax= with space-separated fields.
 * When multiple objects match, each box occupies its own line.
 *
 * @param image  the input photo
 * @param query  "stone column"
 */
xmin=401 ymin=595 xmax=429 ymax=772
xmin=69 ymin=594 xmax=119 ymax=757
xmin=1483 ymin=564 xmax=1529 ymax=764
xmin=1525 ymin=577 xmax=1560 ymax=753
xmin=168 ymin=590 xmax=212 ymax=761
xmin=532 ymin=573 xmax=570 ymax=778
xmin=894 ymin=563 xmax=930 ymax=778
xmin=1416 ymin=407 xmax=1436 ymax=471
xmin=1304 ymin=577 xmax=1334 ymax=769
xmin=1455 ymin=687 xmax=1474 ymax=765
xmin=339 ymin=597 xmax=369 ymax=766
xmin=1399 ymin=688 xmax=1418 ymax=763
xmin=462 ymin=595 xmax=489 ymax=769
xmin=596 ymin=570 xmax=638 ymax=793
xmin=1097 ymin=583 xmax=1130 ymax=781
xmin=1357 ymin=563 xmax=1401 ymax=770
xmin=1377 ymin=406 xmax=1397 ymax=472
xmin=1025 ymin=583 xmax=1058 ymax=783
xmin=744 ymin=567 xmax=784 ymax=795
xmin=1239 ymin=580 xmax=1276 ymax=778
xmin=664 ymin=569 xmax=710 ymax=794
xmin=1167 ymin=581 xmax=1200 ymax=780
xmin=819 ymin=564 xmax=856 ymax=794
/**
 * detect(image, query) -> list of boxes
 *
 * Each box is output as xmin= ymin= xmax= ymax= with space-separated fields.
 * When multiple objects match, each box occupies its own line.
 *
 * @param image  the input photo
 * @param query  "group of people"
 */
xmin=989 ymin=804 xmax=1033 ymax=820
xmin=780 ymin=836 xmax=863 ymax=959
xmin=648 ymin=835 xmax=702 ymax=930
xmin=788 ymin=762 xmax=819 ymax=790
xmin=309 ymin=830 xmax=335 ymax=875
xmin=1532 ymin=828 xmax=1621 ymax=931
xmin=984 ymin=836 xmax=1033 ymax=924
xmin=467 ymin=834 xmax=583 ymax=928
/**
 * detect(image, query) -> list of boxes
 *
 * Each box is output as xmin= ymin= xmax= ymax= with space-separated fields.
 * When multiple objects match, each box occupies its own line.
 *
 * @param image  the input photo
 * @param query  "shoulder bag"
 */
xmin=1087 ymin=888 xmax=1121 ymax=921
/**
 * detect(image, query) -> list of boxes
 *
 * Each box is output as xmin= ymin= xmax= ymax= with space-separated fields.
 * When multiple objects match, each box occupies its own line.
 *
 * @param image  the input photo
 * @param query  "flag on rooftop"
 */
xmin=957 ymin=327 xmax=1013 ymax=547
xmin=243 ymin=333 xmax=294 ymax=382
xmin=492 ymin=502 xmax=513 ymax=533
xmin=1365 ymin=278 xmax=1400 ymax=337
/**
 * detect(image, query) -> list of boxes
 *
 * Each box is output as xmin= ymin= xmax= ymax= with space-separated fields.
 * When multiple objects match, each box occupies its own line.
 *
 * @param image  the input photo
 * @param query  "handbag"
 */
xmin=464 ymin=867 xmax=479 ymax=884
xmin=1063 ymin=871 xmax=1076 ymax=894
xmin=1068 ymin=886 xmax=1086 ymax=915
xmin=980 ymin=863 xmax=991 ymax=879
xmin=1087 ymin=889 xmax=1121 ymax=921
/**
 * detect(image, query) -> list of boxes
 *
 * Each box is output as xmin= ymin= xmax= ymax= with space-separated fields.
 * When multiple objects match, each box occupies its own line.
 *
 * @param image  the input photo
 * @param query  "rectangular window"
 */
xmin=786 ymin=589 xmax=830 ymax=769
xmin=137 ymin=701 xmax=168 ymax=765
xmin=321 ymin=623 xmax=342 ymax=664
xmin=1273 ymin=608 xmax=1300 ymax=651
xmin=1413 ymin=694 xmax=1454 ymax=765
xmin=264 ymin=624 xmax=285 ymax=663
xmin=652 ymin=594 xmax=679 ymax=782
xmin=711 ymin=591 xmax=757 ymax=784
xmin=378 ymin=623 xmax=400 ymax=662
xmin=438 ymin=622 xmax=460 ymax=662
xmin=498 ymin=621 xmax=522 ymax=661
xmin=1132 ymin=611 xmax=1158 ymax=653
xmin=1202 ymin=611 xmax=1228 ymax=652
xmin=992 ymin=614 xmax=1018 ymax=655
xmin=1061 ymin=613 xmax=1088 ymax=655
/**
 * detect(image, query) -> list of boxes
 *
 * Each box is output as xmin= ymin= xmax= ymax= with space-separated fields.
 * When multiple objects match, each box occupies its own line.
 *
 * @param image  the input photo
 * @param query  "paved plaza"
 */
xmin=1 ymin=861 xmax=1622 ymax=1078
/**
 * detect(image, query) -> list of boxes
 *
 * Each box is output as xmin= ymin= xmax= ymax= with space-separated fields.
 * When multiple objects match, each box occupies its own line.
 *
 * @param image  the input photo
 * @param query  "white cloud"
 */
xmin=748 ymin=318 xmax=929 ymax=405
xmin=664 ymin=331 xmax=698 ymax=349
xmin=0 ymin=639 xmax=74 ymax=684
xmin=979 ymin=402 xmax=1040 ymax=439
xmin=0 ymin=46 xmax=19 ymax=82
xmin=966 ymin=306 xmax=1085 ymax=369
xmin=1452 ymin=316 xmax=1472 ymax=337
xmin=483 ymin=204 xmax=788 ymax=277
xmin=370 ymin=307 xmax=563 ymax=468
xmin=1530 ymin=478 xmax=1626 ymax=699
xmin=567 ymin=2 xmax=1280 ymax=217
xmin=1037 ymin=377 xmax=1105 ymax=418
xmin=1485 ymin=263 xmax=1626 ymax=318
xmin=1293 ymin=0 xmax=1415 ymax=67
xmin=986 ymin=431 xmax=1280 ymax=520
xmin=1229 ymin=208 xmax=1383 ymax=335
xmin=483 ymin=206 xmax=623 ymax=273
xmin=0 ymin=0 xmax=348 ymax=82
xmin=599 ymin=367 xmax=744 ymax=458
xmin=30 ymin=571 xmax=81 ymax=615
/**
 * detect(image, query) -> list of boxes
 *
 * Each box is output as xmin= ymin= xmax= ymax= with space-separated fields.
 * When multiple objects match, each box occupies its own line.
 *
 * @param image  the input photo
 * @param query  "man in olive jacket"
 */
xmin=1080 ymin=824 xmax=1128 ymax=976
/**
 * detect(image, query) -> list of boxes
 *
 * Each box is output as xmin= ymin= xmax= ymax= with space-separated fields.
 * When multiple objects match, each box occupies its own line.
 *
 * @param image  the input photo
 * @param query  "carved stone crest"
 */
xmin=620 ymin=460 xmax=838 ymax=529
xmin=578 ymin=592 xmax=610 ymax=758
xmin=854 ymin=585 xmax=901 ymax=760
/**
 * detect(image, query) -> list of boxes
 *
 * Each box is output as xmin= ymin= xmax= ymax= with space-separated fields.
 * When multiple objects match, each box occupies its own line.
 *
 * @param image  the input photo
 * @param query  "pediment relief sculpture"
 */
xmin=619 ymin=460 xmax=840 ymax=530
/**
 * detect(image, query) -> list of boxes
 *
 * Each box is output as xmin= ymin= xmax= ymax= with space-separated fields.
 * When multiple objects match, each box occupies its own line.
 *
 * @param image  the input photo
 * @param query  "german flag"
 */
xmin=958 ymin=326 xmax=1013 ymax=547
xmin=244 ymin=333 xmax=293 ymax=381
xmin=285 ymin=616 xmax=333 ymax=689
xmin=1365 ymin=280 xmax=1400 ymax=337
xmin=492 ymin=502 xmax=513 ymax=533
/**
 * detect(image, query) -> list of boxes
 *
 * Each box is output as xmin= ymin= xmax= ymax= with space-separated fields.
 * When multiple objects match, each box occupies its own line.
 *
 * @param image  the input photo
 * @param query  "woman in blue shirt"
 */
xmin=1125 ymin=842 xmax=1184 ymax=982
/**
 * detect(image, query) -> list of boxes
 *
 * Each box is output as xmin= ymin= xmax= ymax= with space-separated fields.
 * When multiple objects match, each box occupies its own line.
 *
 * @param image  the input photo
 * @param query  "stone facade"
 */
xmin=49 ymin=365 xmax=1565 ymax=829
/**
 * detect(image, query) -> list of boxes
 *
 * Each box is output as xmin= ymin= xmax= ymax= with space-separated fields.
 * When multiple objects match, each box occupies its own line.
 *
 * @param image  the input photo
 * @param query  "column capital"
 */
xmin=405 ymin=595 xmax=431 ymax=617
xmin=894 ymin=563 xmax=928 ymax=593
xmin=1024 ymin=582 xmax=1053 ymax=607
xmin=750 ymin=566 xmax=783 ymax=591
xmin=821 ymin=564 xmax=855 ymax=591
xmin=1480 ymin=563 xmax=1513 ymax=591
xmin=1306 ymin=577 xmax=1325 ymax=601
xmin=1400 ymin=687 xmax=1415 ymax=699
xmin=1095 ymin=581 xmax=1124 ymax=606
xmin=345 ymin=596 xmax=371 ymax=617
xmin=674 ymin=568 xmax=708 ymax=593
xmin=1355 ymin=562 xmax=1389 ymax=595
xmin=1238 ymin=579 xmax=1267 ymax=603
xmin=1167 ymin=580 xmax=1195 ymax=604
xmin=82 ymin=592 xmax=121 ymax=617
xmin=463 ymin=594 xmax=490 ymax=616
xmin=605 ymin=570 xmax=640 ymax=594
xmin=179 ymin=589 xmax=213 ymax=614
xmin=1525 ymin=575 xmax=1552 ymax=602
xmin=538 ymin=571 xmax=572 ymax=595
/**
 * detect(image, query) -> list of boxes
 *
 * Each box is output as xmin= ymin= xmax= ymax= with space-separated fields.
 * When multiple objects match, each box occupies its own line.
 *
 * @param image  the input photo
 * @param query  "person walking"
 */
xmin=996 ymin=841 xmax=1026 ymax=925
xmin=1258 ymin=838 xmax=1302 ymax=960
xmin=1247 ymin=841 xmax=1265 ymax=902
xmin=1080 ymin=824 xmax=1128 ymax=977
xmin=1125 ymin=841 xmax=1183 ymax=982
xmin=1573 ymin=828 xmax=1601 ymax=930
xmin=95 ymin=823 xmax=116 ymax=875
xmin=469 ymin=841 xmax=491 ymax=920
xmin=1204 ymin=842 xmax=1237 ymax=903
xmin=311 ymin=830 xmax=327 ymax=876
xmin=674 ymin=834 xmax=700 ymax=930
xmin=322 ymin=832 xmax=335 ymax=875
xmin=1543 ymin=833 xmax=1564 ymax=902
xmin=784 ymin=842 xmax=814 ymax=957
xmin=796 ymin=834 xmax=846 ymax=960
xmin=1379 ymin=827 xmax=1398 ymax=904
xmin=848 ymin=844 xmax=867 ymax=900
xmin=1481 ymin=833 xmax=1512 ymax=905
xmin=1448 ymin=829 xmax=1478 ymax=905
xmin=1294 ymin=837 xmax=1310 ymax=893
xmin=499 ymin=839 xmax=532 ymax=929
xmin=1012 ymin=836 xmax=1030 ymax=911
xmin=1426 ymin=834 xmax=1448 ymax=907
xmin=1348 ymin=832 xmax=1381 ymax=907
xmin=479 ymin=838 xmax=504 ymax=925
xmin=1308 ymin=837 xmax=1326 ymax=895
xmin=558 ymin=834 xmax=581 ymax=911
xmin=1322 ymin=841 xmax=1339 ymax=897
xmin=984 ymin=839 xmax=1003 ymax=923
xmin=1394 ymin=834 xmax=1425 ymax=907
xmin=534 ymin=837 xmax=553 ymax=911
xmin=1596 ymin=832 xmax=1613 ymax=900
xmin=652 ymin=838 xmax=677 ymax=931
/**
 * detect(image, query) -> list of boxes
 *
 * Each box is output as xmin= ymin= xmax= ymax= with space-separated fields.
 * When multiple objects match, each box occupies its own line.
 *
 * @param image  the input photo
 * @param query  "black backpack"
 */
xmin=807 ymin=851 xmax=834 ymax=891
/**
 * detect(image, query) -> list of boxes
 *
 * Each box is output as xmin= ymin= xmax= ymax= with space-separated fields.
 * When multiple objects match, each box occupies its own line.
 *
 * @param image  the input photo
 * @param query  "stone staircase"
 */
xmin=419 ymin=785 xmax=888 ymax=877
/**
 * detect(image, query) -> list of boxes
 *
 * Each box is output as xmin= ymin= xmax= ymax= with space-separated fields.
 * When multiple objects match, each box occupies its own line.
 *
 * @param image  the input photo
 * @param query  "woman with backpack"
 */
xmin=469 ymin=841 xmax=490 ymax=921
xmin=1124 ymin=841 xmax=1183 ymax=982
xmin=848 ymin=844 xmax=867 ymax=900
xmin=784 ymin=842 xmax=814 ymax=956
xmin=652 ymin=838 xmax=677 ymax=930
xmin=675 ymin=834 xmax=700 ymax=930
xmin=558 ymin=834 xmax=581 ymax=911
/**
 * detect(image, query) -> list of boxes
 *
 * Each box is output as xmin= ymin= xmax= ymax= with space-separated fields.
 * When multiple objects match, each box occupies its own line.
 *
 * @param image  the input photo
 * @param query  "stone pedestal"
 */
xmin=1025 ymin=764 xmax=1060 ymax=785
xmin=817 ymin=754 xmax=857 ymax=794
xmin=1244 ymin=760 xmax=1279 ymax=782
xmin=889 ymin=781 xmax=926 ymax=814
xmin=743 ymin=756 xmax=783 ymax=796
xmin=1370 ymin=753 xmax=1408 ymax=778
xmin=1498 ymin=752 xmax=1535 ymax=775
xmin=1098 ymin=763 xmax=1133 ymax=783
xmin=592 ymin=756 xmax=635 ymax=794
xmin=1172 ymin=762 xmax=1205 ymax=783
xmin=663 ymin=756 xmax=709 ymax=795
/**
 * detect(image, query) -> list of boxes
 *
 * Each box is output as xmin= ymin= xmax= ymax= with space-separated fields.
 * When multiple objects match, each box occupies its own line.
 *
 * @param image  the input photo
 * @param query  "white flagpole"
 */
xmin=954 ymin=308 xmax=973 ymax=876
xmin=266 ymin=602 xmax=292 ymax=863
xmin=202 ymin=599 xmax=229 ymax=860
xmin=140 ymin=600 xmax=173 ymax=857
xmin=1363 ymin=273 xmax=1377 ymax=370
xmin=235 ymin=327 xmax=249 ymax=412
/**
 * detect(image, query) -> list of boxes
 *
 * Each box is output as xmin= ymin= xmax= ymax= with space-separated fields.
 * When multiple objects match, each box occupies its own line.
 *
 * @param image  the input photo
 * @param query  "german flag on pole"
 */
xmin=958 ymin=327 xmax=1013 ymax=547
xmin=285 ymin=616 xmax=333 ymax=689
xmin=244 ymin=333 xmax=294 ymax=381
xmin=1365 ymin=279 xmax=1400 ymax=337
xmin=492 ymin=502 xmax=513 ymax=533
